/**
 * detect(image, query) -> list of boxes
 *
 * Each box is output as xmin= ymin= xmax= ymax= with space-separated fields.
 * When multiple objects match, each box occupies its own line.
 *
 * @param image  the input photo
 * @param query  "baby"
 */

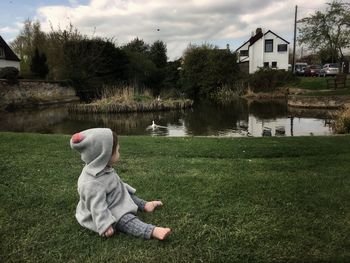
xmin=70 ymin=128 xmax=171 ymax=240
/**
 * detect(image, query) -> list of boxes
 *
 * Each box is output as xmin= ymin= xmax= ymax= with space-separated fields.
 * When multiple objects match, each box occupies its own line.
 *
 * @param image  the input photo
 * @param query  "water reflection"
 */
xmin=184 ymin=99 xmax=248 ymax=136
xmin=248 ymin=99 xmax=288 ymax=119
xmin=0 ymin=99 xmax=335 ymax=136
xmin=0 ymin=106 xmax=68 ymax=133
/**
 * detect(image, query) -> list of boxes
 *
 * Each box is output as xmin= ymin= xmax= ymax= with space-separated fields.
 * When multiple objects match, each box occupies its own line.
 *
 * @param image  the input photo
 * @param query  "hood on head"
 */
xmin=70 ymin=128 xmax=113 ymax=176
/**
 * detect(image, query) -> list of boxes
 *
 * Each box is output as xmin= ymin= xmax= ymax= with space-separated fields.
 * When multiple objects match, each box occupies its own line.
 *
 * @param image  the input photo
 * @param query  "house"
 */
xmin=0 ymin=35 xmax=20 ymax=70
xmin=236 ymin=28 xmax=289 ymax=74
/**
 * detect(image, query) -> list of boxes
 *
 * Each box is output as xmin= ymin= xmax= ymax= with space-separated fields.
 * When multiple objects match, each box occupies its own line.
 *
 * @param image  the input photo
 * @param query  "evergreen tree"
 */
xmin=149 ymin=40 xmax=167 ymax=68
xmin=30 ymin=47 xmax=49 ymax=78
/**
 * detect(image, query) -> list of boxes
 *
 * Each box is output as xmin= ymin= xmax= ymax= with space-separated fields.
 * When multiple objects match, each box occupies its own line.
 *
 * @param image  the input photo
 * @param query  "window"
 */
xmin=278 ymin=44 xmax=287 ymax=52
xmin=272 ymin=62 xmax=277 ymax=68
xmin=0 ymin=47 xmax=5 ymax=58
xmin=264 ymin=62 xmax=269 ymax=68
xmin=240 ymin=50 xmax=248 ymax=56
xmin=265 ymin=39 xmax=273 ymax=52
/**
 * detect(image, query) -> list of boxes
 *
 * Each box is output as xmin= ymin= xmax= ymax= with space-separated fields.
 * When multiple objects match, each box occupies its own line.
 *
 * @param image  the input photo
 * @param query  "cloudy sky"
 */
xmin=0 ymin=0 xmax=328 ymax=60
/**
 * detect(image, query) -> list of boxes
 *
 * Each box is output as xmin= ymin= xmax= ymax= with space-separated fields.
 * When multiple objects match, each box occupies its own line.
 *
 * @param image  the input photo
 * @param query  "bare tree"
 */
xmin=298 ymin=1 xmax=350 ymax=63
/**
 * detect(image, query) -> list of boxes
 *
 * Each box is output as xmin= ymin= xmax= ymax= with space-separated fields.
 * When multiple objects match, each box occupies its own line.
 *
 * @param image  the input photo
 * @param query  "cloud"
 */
xmin=0 ymin=26 xmax=20 ymax=34
xmin=36 ymin=0 xmax=329 ymax=60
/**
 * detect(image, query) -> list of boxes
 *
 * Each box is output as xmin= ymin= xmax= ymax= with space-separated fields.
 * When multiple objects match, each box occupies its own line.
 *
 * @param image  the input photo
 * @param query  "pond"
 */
xmin=0 ymin=99 xmax=334 ymax=137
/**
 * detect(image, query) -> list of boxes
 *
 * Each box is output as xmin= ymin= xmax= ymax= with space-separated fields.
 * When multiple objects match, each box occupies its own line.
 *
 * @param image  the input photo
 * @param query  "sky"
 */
xmin=0 ymin=0 xmax=329 ymax=60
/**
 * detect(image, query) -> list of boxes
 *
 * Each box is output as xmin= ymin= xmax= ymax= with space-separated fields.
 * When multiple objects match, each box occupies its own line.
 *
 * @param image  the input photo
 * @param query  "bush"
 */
xmin=248 ymin=68 xmax=297 ymax=93
xmin=181 ymin=44 xmax=239 ymax=99
xmin=332 ymin=107 xmax=350 ymax=134
xmin=0 ymin=67 xmax=19 ymax=84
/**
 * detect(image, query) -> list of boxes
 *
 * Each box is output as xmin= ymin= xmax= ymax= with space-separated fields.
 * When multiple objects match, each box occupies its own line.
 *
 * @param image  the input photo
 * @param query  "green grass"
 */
xmin=293 ymin=77 xmax=350 ymax=91
xmin=293 ymin=77 xmax=328 ymax=90
xmin=1 ymin=133 xmax=350 ymax=262
xmin=302 ymin=89 xmax=350 ymax=96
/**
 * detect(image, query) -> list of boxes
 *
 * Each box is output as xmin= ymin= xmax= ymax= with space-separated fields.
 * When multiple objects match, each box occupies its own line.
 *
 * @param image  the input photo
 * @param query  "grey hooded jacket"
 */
xmin=70 ymin=128 xmax=138 ymax=235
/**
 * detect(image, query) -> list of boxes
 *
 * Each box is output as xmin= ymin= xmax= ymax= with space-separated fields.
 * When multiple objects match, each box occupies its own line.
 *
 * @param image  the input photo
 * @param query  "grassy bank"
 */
xmin=292 ymin=77 xmax=350 ymax=92
xmin=1 ymin=133 xmax=350 ymax=262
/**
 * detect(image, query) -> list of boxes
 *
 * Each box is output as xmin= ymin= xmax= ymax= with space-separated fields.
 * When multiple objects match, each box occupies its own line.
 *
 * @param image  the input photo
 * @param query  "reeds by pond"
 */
xmin=68 ymin=99 xmax=193 ymax=114
xmin=332 ymin=106 xmax=350 ymax=134
xmin=69 ymin=85 xmax=193 ymax=114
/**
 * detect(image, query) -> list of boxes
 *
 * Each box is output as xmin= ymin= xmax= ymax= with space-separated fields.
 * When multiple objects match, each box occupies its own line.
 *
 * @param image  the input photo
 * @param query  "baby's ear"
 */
xmin=72 ymin=133 xmax=84 ymax=144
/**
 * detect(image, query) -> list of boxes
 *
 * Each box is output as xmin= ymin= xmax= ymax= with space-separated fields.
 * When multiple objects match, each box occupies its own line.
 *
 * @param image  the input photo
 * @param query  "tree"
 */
xmin=30 ymin=48 xmax=49 ymax=78
xmin=181 ymin=44 xmax=238 ymax=99
xmin=45 ymin=23 xmax=85 ymax=80
xmin=122 ymin=38 xmax=160 ymax=94
xmin=123 ymin=38 xmax=149 ymax=54
xmin=298 ymin=1 xmax=350 ymax=63
xmin=147 ymin=41 xmax=168 ymax=95
xmin=62 ymin=38 xmax=125 ymax=99
xmin=162 ymin=59 xmax=182 ymax=91
xmin=149 ymin=40 xmax=167 ymax=68
xmin=10 ymin=19 xmax=46 ymax=76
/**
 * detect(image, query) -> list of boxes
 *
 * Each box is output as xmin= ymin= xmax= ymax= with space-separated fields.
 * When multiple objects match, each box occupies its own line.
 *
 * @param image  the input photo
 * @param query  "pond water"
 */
xmin=0 ymin=99 xmax=334 ymax=137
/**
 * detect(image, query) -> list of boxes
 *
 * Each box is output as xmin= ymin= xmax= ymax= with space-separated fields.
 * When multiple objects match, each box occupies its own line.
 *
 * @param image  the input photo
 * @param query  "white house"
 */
xmin=0 ymin=35 xmax=20 ymax=70
xmin=236 ymin=28 xmax=289 ymax=74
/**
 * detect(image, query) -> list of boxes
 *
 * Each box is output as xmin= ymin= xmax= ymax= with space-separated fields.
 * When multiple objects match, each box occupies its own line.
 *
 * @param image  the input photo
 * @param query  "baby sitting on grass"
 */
xmin=70 ymin=128 xmax=171 ymax=240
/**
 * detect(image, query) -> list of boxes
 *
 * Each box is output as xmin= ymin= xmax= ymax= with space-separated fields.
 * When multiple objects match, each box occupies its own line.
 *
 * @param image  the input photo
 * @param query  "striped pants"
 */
xmin=113 ymin=195 xmax=155 ymax=239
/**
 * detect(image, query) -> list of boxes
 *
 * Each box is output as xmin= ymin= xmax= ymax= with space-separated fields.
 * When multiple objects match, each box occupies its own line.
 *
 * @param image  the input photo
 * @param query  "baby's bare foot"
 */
xmin=144 ymin=201 xmax=163 ymax=212
xmin=152 ymin=227 xmax=171 ymax=240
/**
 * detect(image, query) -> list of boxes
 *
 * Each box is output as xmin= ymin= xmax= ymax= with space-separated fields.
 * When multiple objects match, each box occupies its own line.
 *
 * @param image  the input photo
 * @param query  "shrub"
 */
xmin=0 ymin=67 xmax=19 ymax=84
xmin=248 ymin=68 xmax=297 ymax=93
xmin=332 ymin=107 xmax=350 ymax=134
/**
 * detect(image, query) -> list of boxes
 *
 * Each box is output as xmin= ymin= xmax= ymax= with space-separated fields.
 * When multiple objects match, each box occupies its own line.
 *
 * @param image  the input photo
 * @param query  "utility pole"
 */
xmin=292 ymin=5 xmax=297 ymax=74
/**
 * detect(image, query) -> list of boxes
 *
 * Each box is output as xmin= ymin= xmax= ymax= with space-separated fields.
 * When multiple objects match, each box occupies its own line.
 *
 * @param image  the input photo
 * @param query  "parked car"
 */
xmin=319 ymin=63 xmax=339 ymax=77
xmin=294 ymin=62 xmax=308 ymax=76
xmin=304 ymin=65 xmax=321 ymax=77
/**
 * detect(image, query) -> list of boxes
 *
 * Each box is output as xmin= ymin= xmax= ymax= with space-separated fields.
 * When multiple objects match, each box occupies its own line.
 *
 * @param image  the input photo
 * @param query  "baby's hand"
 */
xmin=103 ymin=225 xmax=115 ymax=237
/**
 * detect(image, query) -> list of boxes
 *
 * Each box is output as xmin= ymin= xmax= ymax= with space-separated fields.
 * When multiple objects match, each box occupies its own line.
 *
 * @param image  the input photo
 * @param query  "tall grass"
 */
xmin=98 ymin=85 xmax=153 ymax=104
xmin=332 ymin=106 xmax=350 ymax=133
xmin=68 ymin=84 xmax=193 ymax=114
xmin=211 ymin=81 xmax=247 ymax=103
xmin=68 ymin=99 xmax=193 ymax=114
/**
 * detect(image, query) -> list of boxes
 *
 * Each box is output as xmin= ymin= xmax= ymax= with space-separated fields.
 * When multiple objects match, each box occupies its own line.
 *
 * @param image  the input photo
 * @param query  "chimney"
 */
xmin=226 ymin=44 xmax=230 ymax=50
xmin=256 ymin=28 xmax=262 ymax=35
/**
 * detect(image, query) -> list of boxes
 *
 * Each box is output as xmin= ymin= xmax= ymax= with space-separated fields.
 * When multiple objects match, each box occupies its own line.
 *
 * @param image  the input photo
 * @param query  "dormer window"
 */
xmin=264 ymin=39 xmax=273 ymax=52
xmin=0 ymin=47 xmax=5 ymax=58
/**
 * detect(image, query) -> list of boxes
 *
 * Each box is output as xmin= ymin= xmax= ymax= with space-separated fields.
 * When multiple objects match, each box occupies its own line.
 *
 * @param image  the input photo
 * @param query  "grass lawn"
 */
xmin=301 ymin=89 xmax=350 ymax=97
xmin=1 ymin=133 xmax=350 ymax=262
xmin=294 ymin=77 xmax=329 ymax=90
xmin=293 ymin=76 xmax=350 ymax=91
